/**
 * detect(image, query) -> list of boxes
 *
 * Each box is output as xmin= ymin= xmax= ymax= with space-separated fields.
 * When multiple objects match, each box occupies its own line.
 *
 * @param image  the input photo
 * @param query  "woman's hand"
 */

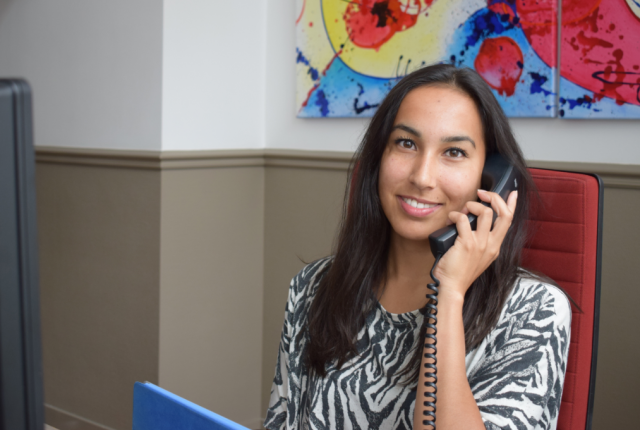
xmin=414 ymin=190 xmax=518 ymax=430
xmin=432 ymin=189 xmax=518 ymax=302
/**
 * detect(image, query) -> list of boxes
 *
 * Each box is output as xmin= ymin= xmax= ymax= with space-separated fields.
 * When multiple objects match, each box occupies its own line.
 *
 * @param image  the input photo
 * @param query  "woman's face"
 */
xmin=378 ymin=85 xmax=486 ymax=244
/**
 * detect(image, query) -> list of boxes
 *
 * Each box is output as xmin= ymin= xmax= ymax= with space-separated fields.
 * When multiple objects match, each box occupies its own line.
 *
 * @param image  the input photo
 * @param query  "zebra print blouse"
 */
xmin=264 ymin=257 xmax=571 ymax=430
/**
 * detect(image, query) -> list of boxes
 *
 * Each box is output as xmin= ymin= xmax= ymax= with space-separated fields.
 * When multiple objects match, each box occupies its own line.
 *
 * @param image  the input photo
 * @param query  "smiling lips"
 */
xmin=398 ymin=196 xmax=442 ymax=217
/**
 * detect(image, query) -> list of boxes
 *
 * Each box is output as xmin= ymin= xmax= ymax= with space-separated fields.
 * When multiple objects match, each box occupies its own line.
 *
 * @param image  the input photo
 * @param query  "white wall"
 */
xmin=510 ymin=119 xmax=640 ymax=163
xmin=161 ymin=0 xmax=266 ymax=151
xmin=1 ymin=0 xmax=636 ymax=158
xmin=0 ymin=0 xmax=163 ymax=151
xmin=264 ymin=0 xmax=640 ymax=164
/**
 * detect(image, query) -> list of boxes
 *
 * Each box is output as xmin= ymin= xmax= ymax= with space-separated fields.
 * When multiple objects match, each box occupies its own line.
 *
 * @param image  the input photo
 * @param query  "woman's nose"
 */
xmin=409 ymin=156 xmax=437 ymax=190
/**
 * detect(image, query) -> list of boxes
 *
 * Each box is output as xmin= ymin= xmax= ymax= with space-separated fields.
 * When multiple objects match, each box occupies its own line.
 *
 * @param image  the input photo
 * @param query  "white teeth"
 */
xmin=403 ymin=197 xmax=437 ymax=209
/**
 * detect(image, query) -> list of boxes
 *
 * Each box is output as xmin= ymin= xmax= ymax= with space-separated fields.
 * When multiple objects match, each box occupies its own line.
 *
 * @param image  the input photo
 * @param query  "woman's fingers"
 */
xmin=469 ymin=189 xmax=518 ymax=252
xmin=446 ymin=205 xmax=469 ymax=226
xmin=482 ymin=190 xmax=516 ymax=235
xmin=507 ymin=190 xmax=518 ymax=212
xmin=477 ymin=190 xmax=517 ymax=256
xmin=449 ymin=190 xmax=518 ymax=255
xmin=466 ymin=199 xmax=494 ymax=239
xmin=448 ymin=210 xmax=473 ymax=238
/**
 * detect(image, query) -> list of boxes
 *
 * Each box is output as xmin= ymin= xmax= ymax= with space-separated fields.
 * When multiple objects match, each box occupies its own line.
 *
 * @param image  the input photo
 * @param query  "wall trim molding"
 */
xmin=35 ymin=147 xmax=354 ymax=171
xmin=45 ymin=404 xmax=116 ymax=430
xmin=36 ymin=146 xmax=640 ymax=188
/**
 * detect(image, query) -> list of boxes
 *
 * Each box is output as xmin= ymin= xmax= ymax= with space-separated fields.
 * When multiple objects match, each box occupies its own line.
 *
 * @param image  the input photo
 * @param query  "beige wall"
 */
xmin=36 ymin=149 xmax=269 ymax=430
xmin=262 ymin=162 xmax=349 ymax=412
xmin=159 ymin=166 xmax=265 ymax=428
xmin=592 ymin=186 xmax=640 ymax=429
xmin=37 ymin=162 xmax=161 ymax=430
xmin=36 ymin=149 xmax=640 ymax=430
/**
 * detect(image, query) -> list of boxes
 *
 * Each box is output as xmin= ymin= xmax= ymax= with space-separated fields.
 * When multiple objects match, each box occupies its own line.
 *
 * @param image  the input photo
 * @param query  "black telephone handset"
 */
xmin=420 ymin=153 xmax=518 ymax=430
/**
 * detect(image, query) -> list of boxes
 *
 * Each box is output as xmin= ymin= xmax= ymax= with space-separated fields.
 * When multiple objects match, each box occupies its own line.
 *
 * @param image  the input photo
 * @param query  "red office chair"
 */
xmin=522 ymin=169 xmax=603 ymax=430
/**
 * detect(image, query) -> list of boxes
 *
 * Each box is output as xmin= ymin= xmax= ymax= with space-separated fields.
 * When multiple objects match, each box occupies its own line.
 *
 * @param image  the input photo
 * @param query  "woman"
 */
xmin=264 ymin=64 xmax=571 ymax=430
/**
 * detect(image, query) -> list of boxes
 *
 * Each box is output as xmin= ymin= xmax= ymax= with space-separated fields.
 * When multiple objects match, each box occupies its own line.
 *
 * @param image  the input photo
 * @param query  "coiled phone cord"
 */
xmin=422 ymin=253 xmax=442 ymax=430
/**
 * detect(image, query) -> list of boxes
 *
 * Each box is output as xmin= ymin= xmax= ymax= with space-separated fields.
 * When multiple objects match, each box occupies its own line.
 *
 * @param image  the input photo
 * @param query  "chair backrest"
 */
xmin=522 ymin=168 xmax=603 ymax=430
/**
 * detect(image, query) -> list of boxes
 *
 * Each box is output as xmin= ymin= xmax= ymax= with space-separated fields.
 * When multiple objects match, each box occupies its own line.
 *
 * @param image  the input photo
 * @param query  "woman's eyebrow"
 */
xmin=441 ymin=135 xmax=476 ymax=148
xmin=392 ymin=124 xmax=421 ymax=137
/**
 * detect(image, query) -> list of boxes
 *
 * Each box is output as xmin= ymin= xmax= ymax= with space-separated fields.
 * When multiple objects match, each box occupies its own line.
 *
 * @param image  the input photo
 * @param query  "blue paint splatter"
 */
xmin=296 ymin=48 xmax=319 ymax=81
xmin=529 ymin=72 xmax=553 ymax=96
xmin=315 ymin=90 xmax=329 ymax=117
xmin=465 ymin=10 xmax=515 ymax=49
xmin=296 ymin=48 xmax=311 ymax=67
xmin=559 ymin=95 xmax=594 ymax=110
xmin=298 ymin=54 xmax=392 ymax=117
xmin=559 ymin=75 xmax=640 ymax=118
xmin=353 ymin=97 xmax=379 ymax=114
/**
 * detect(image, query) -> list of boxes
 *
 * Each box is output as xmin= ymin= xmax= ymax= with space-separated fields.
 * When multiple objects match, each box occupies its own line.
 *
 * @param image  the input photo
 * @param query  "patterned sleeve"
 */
xmin=263 ymin=258 xmax=331 ymax=430
xmin=466 ymin=281 xmax=572 ymax=430
xmin=263 ymin=277 xmax=296 ymax=430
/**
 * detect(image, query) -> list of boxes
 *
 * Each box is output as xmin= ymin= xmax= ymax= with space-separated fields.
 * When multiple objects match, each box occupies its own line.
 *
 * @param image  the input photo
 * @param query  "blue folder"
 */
xmin=132 ymin=382 xmax=250 ymax=430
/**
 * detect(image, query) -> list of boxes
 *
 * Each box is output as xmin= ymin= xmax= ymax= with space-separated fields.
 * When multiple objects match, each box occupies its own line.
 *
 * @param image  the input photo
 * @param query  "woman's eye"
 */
xmin=445 ymin=147 xmax=467 ymax=158
xmin=397 ymin=139 xmax=415 ymax=150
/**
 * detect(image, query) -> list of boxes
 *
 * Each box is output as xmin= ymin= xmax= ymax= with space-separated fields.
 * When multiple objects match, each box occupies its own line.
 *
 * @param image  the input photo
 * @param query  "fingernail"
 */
xmin=478 ymin=189 xmax=487 ymax=194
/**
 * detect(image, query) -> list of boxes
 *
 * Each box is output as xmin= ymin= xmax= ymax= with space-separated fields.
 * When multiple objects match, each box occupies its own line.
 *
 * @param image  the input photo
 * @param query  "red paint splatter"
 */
xmin=516 ymin=0 xmax=556 ymax=25
xmin=309 ymin=21 xmax=313 ymax=27
xmin=322 ymin=49 xmax=344 ymax=76
xmin=515 ymin=0 xmax=557 ymax=68
xmin=301 ymin=84 xmax=319 ymax=108
xmin=488 ymin=2 xmax=515 ymax=19
xmin=575 ymin=30 xmax=613 ymax=56
xmin=561 ymin=1 xmax=640 ymax=106
xmin=296 ymin=0 xmax=306 ymax=25
xmin=343 ymin=0 xmax=431 ymax=51
xmin=474 ymin=37 xmax=524 ymax=97
xmin=560 ymin=0 xmax=601 ymax=25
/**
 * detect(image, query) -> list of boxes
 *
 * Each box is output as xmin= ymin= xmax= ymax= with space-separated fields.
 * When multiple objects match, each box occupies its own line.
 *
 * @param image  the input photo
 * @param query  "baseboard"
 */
xmin=45 ymin=404 xmax=116 ymax=430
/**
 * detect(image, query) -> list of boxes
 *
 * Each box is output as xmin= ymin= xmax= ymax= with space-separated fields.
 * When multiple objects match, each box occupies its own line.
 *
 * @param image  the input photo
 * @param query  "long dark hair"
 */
xmin=306 ymin=64 xmax=537 ymax=380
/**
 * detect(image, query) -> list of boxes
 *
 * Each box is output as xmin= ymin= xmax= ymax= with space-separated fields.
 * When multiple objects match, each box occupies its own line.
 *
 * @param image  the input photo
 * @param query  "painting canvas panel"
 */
xmin=559 ymin=0 xmax=640 ymax=118
xmin=296 ymin=0 xmax=558 ymax=118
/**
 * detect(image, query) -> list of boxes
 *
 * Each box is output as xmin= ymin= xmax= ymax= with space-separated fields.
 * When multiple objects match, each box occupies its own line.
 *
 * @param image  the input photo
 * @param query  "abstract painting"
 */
xmin=296 ymin=1 xmax=640 ymax=119
xmin=559 ymin=0 xmax=640 ymax=118
xmin=296 ymin=0 xmax=558 ymax=118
